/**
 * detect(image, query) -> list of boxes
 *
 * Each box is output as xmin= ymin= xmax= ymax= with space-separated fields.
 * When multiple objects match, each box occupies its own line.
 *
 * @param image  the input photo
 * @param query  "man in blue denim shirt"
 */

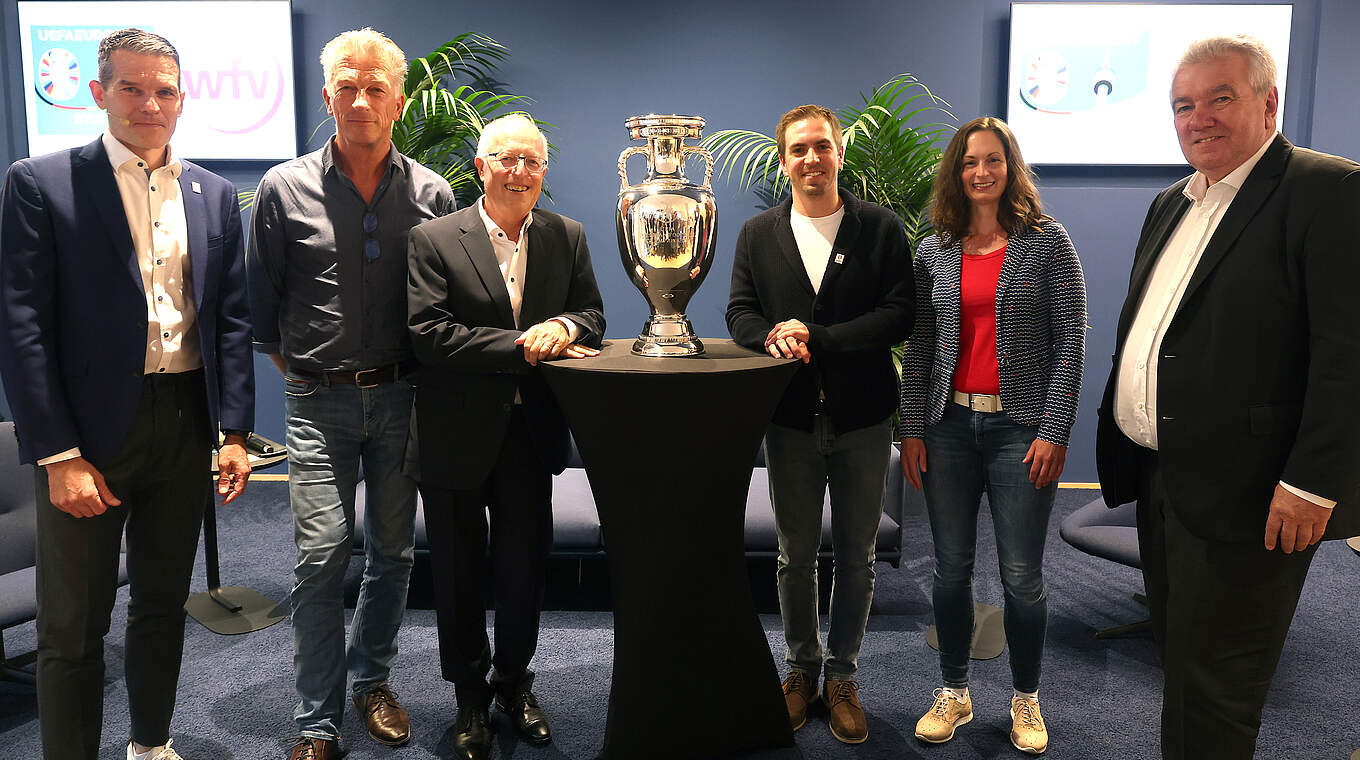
xmin=246 ymin=28 xmax=454 ymax=760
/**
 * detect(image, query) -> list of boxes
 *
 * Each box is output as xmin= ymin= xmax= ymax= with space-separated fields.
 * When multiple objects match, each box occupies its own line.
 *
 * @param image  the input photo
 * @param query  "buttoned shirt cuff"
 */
xmin=550 ymin=317 xmax=581 ymax=343
xmin=37 ymin=447 xmax=82 ymax=467
xmin=1280 ymin=481 xmax=1336 ymax=509
xmin=253 ymin=340 xmax=281 ymax=355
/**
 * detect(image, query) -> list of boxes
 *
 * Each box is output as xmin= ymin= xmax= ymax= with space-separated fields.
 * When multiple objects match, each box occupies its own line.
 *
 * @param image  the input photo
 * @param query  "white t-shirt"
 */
xmin=789 ymin=206 xmax=845 ymax=294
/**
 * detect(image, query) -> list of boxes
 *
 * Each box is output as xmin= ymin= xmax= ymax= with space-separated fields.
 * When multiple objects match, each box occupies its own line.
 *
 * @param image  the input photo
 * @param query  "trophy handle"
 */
xmin=682 ymin=146 xmax=715 ymax=190
xmin=617 ymin=146 xmax=650 ymax=191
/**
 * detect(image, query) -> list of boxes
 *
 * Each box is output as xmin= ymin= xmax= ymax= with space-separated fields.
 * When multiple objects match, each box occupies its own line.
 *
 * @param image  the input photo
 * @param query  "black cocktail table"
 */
xmin=540 ymin=339 xmax=797 ymax=759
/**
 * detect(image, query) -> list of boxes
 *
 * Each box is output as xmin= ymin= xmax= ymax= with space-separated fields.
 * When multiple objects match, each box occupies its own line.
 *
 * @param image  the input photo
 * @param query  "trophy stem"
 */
xmin=633 ymin=314 xmax=704 ymax=357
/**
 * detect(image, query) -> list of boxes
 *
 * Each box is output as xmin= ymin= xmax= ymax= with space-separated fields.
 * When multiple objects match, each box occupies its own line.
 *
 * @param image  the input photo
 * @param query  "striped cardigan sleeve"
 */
xmin=1034 ymin=222 xmax=1087 ymax=445
xmin=899 ymin=235 xmax=939 ymax=439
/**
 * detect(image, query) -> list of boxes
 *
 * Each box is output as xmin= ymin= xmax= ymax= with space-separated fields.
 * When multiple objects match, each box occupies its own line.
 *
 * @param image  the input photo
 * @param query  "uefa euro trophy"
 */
xmin=616 ymin=114 xmax=717 ymax=356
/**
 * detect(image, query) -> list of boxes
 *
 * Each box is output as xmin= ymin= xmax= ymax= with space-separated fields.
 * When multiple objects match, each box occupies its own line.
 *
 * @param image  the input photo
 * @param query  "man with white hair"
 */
xmin=246 ymin=28 xmax=454 ymax=760
xmin=1096 ymin=34 xmax=1359 ymax=758
xmin=406 ymin=113 xmax=604 ymax=760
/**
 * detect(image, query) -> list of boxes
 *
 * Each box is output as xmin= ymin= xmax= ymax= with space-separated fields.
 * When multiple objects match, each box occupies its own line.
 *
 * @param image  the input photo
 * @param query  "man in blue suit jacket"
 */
xmin=0 ymin=29 xmax=254 ymax=760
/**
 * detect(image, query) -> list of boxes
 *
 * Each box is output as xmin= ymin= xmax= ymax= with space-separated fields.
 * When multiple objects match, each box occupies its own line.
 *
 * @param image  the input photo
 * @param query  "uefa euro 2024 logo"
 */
xmin=37 ymin=48 xmax=83 ymax=104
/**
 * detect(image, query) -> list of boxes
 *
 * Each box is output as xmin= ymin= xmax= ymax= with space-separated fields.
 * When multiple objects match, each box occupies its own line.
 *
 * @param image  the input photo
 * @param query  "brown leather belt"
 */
xmin=291 ymin=362 xmax=414 ymax=388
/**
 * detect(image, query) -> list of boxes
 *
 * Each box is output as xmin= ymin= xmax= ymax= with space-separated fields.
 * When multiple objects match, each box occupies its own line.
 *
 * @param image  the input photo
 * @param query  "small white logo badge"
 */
xmin=834 ymin=253 xmax=845 ymax=264
xmin=191 ymin=181 xmax=202 ymax=194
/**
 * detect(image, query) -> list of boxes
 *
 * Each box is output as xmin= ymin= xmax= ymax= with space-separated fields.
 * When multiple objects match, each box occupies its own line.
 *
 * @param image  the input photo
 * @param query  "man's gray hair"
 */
xmin=320 ymin=28 xmax=408 ymax=91
xmin=476 ymin=114 xmax=547 ymax=158
xmin=1177 ymin=34 xmax=1278 ymax=98
xmin=97 ymin=28 xmax=179 ymax=86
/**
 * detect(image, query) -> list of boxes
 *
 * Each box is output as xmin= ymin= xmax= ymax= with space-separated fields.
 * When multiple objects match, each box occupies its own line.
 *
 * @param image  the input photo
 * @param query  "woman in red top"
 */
xmin=898 ymin=117 xmax=1088 ymax=755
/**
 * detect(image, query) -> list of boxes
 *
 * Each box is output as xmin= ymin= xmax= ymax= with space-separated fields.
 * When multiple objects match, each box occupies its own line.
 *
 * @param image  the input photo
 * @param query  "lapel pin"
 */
xmin=834 ymin=253 xmax=845 ymax=265
xmin=191 ymin=181 xmax=202 ymax=194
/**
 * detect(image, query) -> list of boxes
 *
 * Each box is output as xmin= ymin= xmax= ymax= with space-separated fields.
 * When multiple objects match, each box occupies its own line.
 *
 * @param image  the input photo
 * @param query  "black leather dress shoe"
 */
xmin=496 ymin=688 xmax=552 ymax=745
xmin=450 ymin=705 xmax=492 ymax=760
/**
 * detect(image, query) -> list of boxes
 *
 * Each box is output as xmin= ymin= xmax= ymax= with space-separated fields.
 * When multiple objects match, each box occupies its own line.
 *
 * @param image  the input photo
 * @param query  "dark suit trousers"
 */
xmin=34 ymin=371 xmax=210 ymax=759
xmin=420 ymin=407 xmax=553 ymax=707
xmin=1135 ymin=449 xmax=1316 ymax=760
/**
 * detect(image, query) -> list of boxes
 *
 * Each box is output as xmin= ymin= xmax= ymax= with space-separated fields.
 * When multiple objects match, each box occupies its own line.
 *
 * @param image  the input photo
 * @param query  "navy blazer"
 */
xmin=899 ymin=220 xmax=1087 ymax=445
xmin=727 ymin=189 xmax=914 ymax=433
xmin=0 ymin=137 xmax=254 ymax=466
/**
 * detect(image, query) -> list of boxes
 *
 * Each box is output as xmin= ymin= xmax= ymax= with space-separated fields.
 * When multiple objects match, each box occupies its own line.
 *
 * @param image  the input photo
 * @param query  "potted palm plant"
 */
xmin=394 ymin=32 xmax=549 ymax=207
xmin=701 ymin=73 xmax=956 ymax=247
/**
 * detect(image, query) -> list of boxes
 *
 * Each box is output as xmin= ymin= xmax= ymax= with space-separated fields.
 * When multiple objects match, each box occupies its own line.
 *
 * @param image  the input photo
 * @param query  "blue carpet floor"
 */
xmin=1 ymin=480 xmax=1356 ymax=759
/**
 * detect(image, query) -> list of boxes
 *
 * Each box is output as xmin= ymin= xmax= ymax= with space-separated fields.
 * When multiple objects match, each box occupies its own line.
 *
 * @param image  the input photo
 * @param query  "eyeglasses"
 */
xmin=363 ymin=212 xmax=380 ymax=261
xmin=488 ymin=152 xmax=548 ymax=174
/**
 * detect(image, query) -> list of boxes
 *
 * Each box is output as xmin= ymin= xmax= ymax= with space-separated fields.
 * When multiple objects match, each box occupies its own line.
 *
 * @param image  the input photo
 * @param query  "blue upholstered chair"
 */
xmin=353 ymin=440 xmax=912 ymax=570
xmin=1059 ymin=497 xmax=1149 ymax=638
xmin=0 ymin=421 xmax=41 ymax=683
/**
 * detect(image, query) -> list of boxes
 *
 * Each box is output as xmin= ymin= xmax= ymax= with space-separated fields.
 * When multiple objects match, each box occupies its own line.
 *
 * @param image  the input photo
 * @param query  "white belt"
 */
xmin=952 ymin=390 xmax=1003 ymax=413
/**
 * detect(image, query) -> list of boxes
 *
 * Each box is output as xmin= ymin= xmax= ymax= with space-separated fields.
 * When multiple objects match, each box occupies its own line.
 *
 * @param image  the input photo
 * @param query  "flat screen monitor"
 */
xmin=17 ymin=1 xmax=297 ymax=160
xmin=1006 ymin=3 xmax=1292 ymax=165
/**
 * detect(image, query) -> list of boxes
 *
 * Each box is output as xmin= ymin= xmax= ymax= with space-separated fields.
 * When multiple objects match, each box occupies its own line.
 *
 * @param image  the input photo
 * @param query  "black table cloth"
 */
xmin=540 ymin=339 xmax=797 ymax=759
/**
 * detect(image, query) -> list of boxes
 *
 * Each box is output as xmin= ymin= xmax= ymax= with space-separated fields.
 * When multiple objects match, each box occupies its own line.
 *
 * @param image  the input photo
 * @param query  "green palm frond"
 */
xmin=700 ymin=73 xmax=956 ymax=247
xmin=403 ymin=33 xmax=510 ymax=95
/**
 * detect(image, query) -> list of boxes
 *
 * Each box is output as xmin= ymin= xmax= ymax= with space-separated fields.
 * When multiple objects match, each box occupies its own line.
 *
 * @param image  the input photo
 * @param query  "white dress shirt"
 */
xmin=38 ymin=133 xmax=199 ymax=467
xmin=1115 ymin=132 xmax=1333 ymax=508
xmin=476 ymin=197 xmax=580 ymax=339
xmin=103 ymin=132 xmax=201 ymax=377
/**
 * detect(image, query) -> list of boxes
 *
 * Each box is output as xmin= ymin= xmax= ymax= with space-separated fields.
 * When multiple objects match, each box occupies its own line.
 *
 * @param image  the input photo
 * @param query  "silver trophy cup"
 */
xmin=616 ymin=114 xmax=717 ymax=356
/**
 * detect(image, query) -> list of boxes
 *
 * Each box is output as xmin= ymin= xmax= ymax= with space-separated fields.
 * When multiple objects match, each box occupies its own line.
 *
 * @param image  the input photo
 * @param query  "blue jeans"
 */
xmin=284 ymin=377 xmax=417 ymax=740
xmin=922 ymin=402 xmax=1055 ymax=693
xmin=765 ymin=415 xmax=891 ymax=681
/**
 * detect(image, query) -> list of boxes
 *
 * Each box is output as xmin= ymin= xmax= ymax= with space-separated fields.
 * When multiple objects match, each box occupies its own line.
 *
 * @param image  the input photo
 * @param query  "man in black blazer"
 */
xmin=1095 ymin=35 xmax=1359 ymax=759
xmin=727 ymin=105 xmax=913 ymax=744
xmin=406 ymin=113 xmax=604 ymax=760
xmin=0 ymin=29 xmax=253 ymax=760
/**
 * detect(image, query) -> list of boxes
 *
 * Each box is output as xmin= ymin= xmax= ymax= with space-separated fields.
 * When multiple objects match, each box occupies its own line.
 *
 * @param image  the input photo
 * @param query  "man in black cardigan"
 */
xmin=726 ymin=104 xmax=913 ymax=745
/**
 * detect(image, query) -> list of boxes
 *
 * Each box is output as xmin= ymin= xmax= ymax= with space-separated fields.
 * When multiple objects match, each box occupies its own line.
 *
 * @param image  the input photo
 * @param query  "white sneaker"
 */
xmin=127 ymin=738 xmax=184 ymax=760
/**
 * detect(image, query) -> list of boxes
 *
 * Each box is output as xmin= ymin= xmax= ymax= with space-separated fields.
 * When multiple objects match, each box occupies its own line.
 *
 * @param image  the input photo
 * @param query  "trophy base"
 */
xmin=632 ymin=315 xmax=704 ymax=357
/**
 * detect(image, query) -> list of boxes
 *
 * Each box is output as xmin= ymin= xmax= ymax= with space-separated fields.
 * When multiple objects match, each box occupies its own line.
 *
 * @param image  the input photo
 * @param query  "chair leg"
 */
xmin=1095 ymin=619 xmax=1151 ymax=639
xmin=1094 ymin=592 xmax=1151 ymax=639
xmin=0 ymin=632 xmax=38 ymax=685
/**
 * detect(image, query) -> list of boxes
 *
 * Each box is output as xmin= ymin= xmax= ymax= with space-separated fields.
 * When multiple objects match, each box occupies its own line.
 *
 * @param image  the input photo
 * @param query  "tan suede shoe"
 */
xmin=781 ymin=670 xmax=819 ymax=731
xmin=1010 ymin=695 xmax=1049 ymax=754
xmin=823 ymin=678 xmax=868 ymax=744
xmin=353 ymin=683 xmax=411 ymax=746
xmin=915 ymin=688 xmax=973 ymax=743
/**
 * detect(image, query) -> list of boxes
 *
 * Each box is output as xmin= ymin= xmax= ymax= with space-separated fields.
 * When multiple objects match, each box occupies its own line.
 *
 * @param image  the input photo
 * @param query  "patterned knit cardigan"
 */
xmin=899 ymin=219 xmax=1087 ymax=445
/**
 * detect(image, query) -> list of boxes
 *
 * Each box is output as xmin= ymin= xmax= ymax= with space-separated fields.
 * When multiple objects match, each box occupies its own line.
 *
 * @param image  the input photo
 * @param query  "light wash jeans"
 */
xmin=923 ymin=402 xmax=1056 ymax=693
xmin=284 ymin=376 xmax=417 ymax=740
xmin=765 ymin=415 xmax=891 ymax=682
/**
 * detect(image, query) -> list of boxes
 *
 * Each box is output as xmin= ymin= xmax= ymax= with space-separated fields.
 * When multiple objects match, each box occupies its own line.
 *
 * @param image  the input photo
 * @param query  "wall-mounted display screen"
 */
xmin=1007 ymin=3 xmax=1291 ymax=165
xmin=17 ymin=1 xmax=297 ymax=160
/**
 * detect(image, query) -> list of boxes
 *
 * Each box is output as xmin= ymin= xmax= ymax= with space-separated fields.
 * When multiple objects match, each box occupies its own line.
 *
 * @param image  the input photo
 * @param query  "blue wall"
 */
xmin=2 ymin=0 xmax=1356 ymax=480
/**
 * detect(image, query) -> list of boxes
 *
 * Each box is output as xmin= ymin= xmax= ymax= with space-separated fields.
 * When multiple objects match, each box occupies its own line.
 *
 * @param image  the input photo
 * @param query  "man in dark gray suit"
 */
xmin=406 ymin=113 xmax=604 ymax=760
xmin=1096 ymin=34 xmax=1359 ymax=759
